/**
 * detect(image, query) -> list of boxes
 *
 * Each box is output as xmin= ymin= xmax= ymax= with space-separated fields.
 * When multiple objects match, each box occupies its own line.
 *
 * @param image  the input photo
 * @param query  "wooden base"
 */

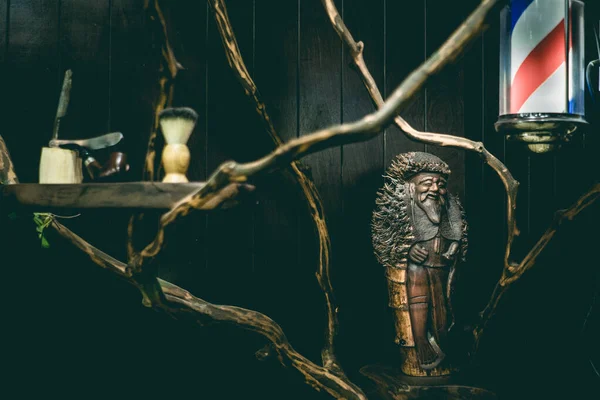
xmin=399 ymin=347 xmax=453 ymax=377
xmin=360 ymin=364 xmax=497 ymax=400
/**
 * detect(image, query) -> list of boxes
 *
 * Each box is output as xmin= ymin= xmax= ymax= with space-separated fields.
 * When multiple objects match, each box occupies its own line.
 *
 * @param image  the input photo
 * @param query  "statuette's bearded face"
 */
xmin=410 ymin=172 xmax=447 ymax=224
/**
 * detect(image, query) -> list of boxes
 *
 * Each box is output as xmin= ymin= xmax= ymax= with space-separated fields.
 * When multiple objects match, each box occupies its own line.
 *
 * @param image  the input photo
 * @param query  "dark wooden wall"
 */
xmin=1 ymin=0 xmax=599 ymax=399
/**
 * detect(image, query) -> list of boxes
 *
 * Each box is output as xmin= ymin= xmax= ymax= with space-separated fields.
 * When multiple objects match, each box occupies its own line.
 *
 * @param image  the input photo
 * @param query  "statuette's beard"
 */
xmin=416 ymin=192 xmax=446 ymax=224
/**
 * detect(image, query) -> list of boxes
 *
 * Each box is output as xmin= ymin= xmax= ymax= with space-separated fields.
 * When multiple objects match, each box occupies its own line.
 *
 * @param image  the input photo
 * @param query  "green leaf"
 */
xmin=33 ymin=212 xmax=52 ymax=248
xmin=40 ymin=235 xmax=50 ymax=248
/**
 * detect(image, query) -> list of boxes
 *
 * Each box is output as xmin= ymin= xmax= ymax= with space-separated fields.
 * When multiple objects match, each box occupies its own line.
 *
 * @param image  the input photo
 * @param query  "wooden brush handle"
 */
xmin=162 ymin=143 xmax=190 ymax=183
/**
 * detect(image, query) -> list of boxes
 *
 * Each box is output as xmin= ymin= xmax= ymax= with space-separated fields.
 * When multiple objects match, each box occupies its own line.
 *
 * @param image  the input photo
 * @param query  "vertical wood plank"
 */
xmin=55 ymin=2 xmax=149 ymax=393
xmin=338 ymin=0 xmax=389 ymax=370
xmin=504 ymin=150 xmax=530 ymax=261
xmin=528 ymin=154 xmax=556 ymax=245
xmin=0 ymin=0 xmax=7 ymax=67
xmin=298 ymin=0 xmax=343 ymax=220
xmin=546 ymin=6 xmax=600 ymax=398
xmin=154 ymin=0 xmax=208 ymax=294
xmin=253 ymin=0 xmax=303 ymax=337
xmin=0 ymin=0 xmax=8 ymax=170
xmin=108 ymin=0 xmax=159 ymax=269
xmin=109 ymin=4 xmax=212 ymax=397
xmin=424 ymin=0 xmax=468 ymax=199
xmin=457 ymin=5 xmax=509 ymax=367
xmin=384 ymin=0 xmax=425 ymax=166
xmin=582 ymin=0 xmax=599 ymax=152
xmin=254 ymin=1 xmax=298 ymax=145
xmin=5 ymin=0 xmax=60 ymax=182
xmin=461 ymin=0 xmax=509 ymax=340
xmin=297 ymin=0 xmax=343 ymax=363
xmin=574 ymin=6 xmax=600 ymax=398
xmin=205 ymin=0 xmax=257 ymax=305
xmin=480 ymin=4 xmax=507 ymax=282
xmin=59 ymin=0 xmax=111 ymax=139
xmin=110 ymin=0 xmax=155 ymax=178
xmin=461 ymin=0 xmax=488 ymax=325
xmin=559 ymin=0 xmax=600 ymax=209
xmin=205 ymin=4 xmax=319 ymax=397
xmin=59 ymin=0 xmax=126 ymax=262
xmin=170 ymin=1 xmax=207 ymax=183
xmin=476 ymin=7 xmax=527 ymax=392
xmin=249 ymin=6 xmax=334 ymax=394
xmin=0 ymin=0 xmax=34 ymax=392
xmin=498 ymin=0 xmax=530 ymax=265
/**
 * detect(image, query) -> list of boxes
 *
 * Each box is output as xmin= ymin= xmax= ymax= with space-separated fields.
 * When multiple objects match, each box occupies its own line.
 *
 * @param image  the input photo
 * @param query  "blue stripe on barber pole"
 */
xmin=510 ymin=0 xmax=535 ymax=33
xmin=568 ymin=99 xmax=576 ymax=113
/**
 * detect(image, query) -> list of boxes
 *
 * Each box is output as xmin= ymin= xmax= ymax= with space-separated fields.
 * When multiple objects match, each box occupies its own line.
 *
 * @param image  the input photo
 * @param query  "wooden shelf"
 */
xmin=1 ymin=182 xmax=205 ymax=210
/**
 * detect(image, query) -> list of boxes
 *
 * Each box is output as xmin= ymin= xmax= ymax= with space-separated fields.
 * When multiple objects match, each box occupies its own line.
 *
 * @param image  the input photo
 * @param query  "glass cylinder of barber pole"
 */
xmin=495 ymin=0 xmax=587 ymax=153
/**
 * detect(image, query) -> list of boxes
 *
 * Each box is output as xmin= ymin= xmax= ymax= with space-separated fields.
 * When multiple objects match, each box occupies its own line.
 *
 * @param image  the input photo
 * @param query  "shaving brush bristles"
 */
xmin=159 ymin=107 xmax=198 ymax=144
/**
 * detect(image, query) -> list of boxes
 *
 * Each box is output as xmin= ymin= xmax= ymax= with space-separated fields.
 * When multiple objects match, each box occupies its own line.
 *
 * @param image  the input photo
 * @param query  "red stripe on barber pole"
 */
xmin=510 ymin=20 xmax=566 ymax=113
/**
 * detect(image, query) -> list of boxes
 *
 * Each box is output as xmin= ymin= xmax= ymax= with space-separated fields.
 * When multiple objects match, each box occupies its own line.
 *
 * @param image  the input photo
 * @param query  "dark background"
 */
xmin=1 ymin=0 xmax=599 ymax=399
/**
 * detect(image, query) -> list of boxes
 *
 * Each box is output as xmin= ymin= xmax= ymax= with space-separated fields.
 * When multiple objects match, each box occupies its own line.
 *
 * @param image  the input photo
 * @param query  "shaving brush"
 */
xmin=158 ymin=107 xmax=198 ymax=183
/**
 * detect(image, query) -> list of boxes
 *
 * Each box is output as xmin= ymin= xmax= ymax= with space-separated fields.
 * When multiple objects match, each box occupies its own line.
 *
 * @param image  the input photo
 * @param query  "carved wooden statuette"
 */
xmin=372 ymin=152 xmax=467 ymax=378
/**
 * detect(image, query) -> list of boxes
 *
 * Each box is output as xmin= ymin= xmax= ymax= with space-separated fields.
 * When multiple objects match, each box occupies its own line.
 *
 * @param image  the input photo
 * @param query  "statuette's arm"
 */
xmin=442 ymin=242 xmax=459 ymax=261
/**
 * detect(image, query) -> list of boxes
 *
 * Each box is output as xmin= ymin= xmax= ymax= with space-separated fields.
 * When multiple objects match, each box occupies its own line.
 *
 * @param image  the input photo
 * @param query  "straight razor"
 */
xmin=49 ymin=132 xmax=124 ymax=150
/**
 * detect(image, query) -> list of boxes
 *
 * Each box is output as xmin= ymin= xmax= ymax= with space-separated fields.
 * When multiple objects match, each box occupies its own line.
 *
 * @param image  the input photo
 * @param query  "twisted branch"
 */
xmin=474 ymin=183 xmax=600 ymax=344
xmin=127 ymin=0 xmax=184 ymax=261
xmin=0 ymin=0 xmax=539 ymax=397
xmin=51 ymin=220 xmax=132 ymax=278
xmin=0 ymin=136 xmax=18 ymax=185
xmin=320 ymin=0 xmax=517 ymax=271
xmin=48 ymin=218 xmax=366 ymax=399
xmin=136 ymin=0 xmax=499 ymax=273
xmin=114 ymin=1 xmax=361 ymax=396
xmin=207 ymin=0 xmax=341 ymax=373
xmin=83 ymin=1 xmax=500 ymax=393
xmin=160 ymin=280 xmax=366 ymax=399
xmin=120 ymin=0 xmax=187 ymax=308
xmin=0 ymin=132 xmax=363 ymax=397
xmin=142 ymin=0 xmax=182 ymax=182
xmin=320 ymin=0 xmax=598 ymax=353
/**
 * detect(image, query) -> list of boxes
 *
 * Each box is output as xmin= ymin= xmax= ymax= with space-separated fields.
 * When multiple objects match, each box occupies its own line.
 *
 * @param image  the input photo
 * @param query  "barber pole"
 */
xmin=496 ymin=0 xmax=587 ymax=153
